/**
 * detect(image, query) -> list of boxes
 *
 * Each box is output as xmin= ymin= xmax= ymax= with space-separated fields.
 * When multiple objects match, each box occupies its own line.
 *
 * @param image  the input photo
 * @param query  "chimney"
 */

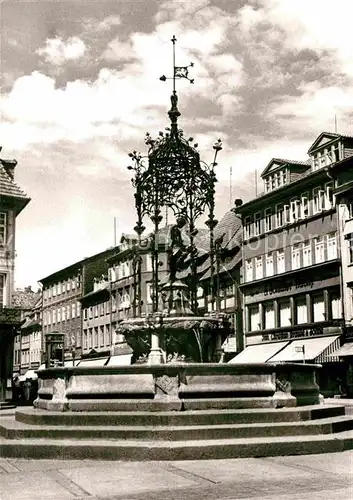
xmin=1 ymin=159 xmax=18 ymax=180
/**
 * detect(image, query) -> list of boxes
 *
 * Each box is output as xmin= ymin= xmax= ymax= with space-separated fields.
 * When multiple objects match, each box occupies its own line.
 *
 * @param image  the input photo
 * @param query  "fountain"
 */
xmin=2 ymin=37 xmax=352 ymax=461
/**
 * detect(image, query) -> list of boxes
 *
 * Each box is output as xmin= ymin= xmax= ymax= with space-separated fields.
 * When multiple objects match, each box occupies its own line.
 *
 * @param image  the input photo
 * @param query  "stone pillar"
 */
xmin=148 ymin=320 xmax=166 ymax=365
xmin=214 ymin=332 xmax=223 ymax=362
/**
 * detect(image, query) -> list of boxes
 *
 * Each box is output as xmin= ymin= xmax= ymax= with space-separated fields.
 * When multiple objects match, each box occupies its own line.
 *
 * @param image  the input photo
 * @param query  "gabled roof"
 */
xmin=261 ymin=158 xmax=310 ymax=178
xmin=308 ymin=132 xmax=353 ymax=154
xmin=0 ymin=162 xmax=30 ymax=211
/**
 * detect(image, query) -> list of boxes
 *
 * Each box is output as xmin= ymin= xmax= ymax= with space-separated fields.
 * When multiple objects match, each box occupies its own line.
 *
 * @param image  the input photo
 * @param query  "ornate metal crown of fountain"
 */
xmin=119 ymin=36 xmax=230 ymax=364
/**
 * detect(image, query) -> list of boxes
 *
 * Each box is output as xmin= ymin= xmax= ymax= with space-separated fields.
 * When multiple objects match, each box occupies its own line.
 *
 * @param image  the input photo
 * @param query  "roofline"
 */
xmin=236 ymin=155 xmax=353 ymax=214
xmin=261 ymin=158 xmax=309 ymax=178
xmin=39 ymin=246 xmax=118 ymax=283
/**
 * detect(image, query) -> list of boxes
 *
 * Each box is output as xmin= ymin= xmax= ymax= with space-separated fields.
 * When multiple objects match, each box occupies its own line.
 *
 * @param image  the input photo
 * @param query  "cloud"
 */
xmin=270 ymin=82 xmax=353 ymax=135
xmin=37 ymin=36 xmax=86 ymax=65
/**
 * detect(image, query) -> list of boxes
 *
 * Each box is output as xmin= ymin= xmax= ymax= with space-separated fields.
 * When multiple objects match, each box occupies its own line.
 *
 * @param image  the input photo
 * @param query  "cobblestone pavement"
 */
xmin=0 ymin=451 xmax=352 ymax=500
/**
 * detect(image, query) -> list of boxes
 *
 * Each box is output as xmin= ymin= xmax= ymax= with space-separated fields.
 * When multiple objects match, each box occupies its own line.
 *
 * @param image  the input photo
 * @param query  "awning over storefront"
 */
xmin=106 ymin=354 xmax=132 ymax=366
xmin=329 ymin=342 xmax=353 ymax=358
xmin=268 ymin=336 xmax=340 ymax=363
xmin=77 ymin=358 xmax=108 ymax=367
xmin=228 ymin=341 xmax=289 ymax=364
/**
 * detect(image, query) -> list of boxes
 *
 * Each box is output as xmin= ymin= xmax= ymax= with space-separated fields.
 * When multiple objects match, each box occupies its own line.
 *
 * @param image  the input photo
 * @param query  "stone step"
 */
xmin=1 ymin=415 xmax=353 ymax=441
xmin=0 ymin=402 xmax=16 ymax=411
xmin=15 ymin=404 xmax=345 ymax=427
xmin=1 ymin=430 xmax=353 ymax=460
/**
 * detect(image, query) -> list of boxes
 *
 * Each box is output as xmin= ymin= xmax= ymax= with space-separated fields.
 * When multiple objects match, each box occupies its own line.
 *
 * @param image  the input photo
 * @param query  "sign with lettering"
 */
xmin=246 ymin=275 xmax=339 ymax=304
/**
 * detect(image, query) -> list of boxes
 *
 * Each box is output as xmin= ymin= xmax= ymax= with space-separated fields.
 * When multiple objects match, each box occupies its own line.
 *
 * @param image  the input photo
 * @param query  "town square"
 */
xmin=1 ymin=0 xmax=353 ymax=498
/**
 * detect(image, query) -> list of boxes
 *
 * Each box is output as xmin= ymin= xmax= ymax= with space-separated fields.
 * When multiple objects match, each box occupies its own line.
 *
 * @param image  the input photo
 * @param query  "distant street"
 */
xmin=0 ymin=451 xmax=352 ymax=500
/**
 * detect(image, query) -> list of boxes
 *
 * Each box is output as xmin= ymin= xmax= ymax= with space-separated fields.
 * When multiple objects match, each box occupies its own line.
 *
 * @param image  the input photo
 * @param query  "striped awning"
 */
xmin=329 ymin=342 xmax=353 ymax=358
xmin=268 ymin=336 xmax=341 ymax=363
xmin=228 ymin=341 xmax=289 ymax=364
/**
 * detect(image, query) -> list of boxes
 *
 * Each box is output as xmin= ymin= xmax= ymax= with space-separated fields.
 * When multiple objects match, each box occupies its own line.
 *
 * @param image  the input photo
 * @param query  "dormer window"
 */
xmin=312 ymin=143 xmax=341 ymax=170
xmin=264 ymin=169 xmax=287 ymax=193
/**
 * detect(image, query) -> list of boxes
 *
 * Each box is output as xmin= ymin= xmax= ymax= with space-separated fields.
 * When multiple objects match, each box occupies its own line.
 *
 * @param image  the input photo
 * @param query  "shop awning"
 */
xmin=106 ymin=354 xmax=132 ymax=366
xmin=77 ymin=358 xmax=108 ymax=367
xmin=329 ymin=342 xmax=353 ymax=358
xmin=228 ymin=341 xmax=289 ymax=364
xmin=268 ymin=336 xmax=340 ymax=363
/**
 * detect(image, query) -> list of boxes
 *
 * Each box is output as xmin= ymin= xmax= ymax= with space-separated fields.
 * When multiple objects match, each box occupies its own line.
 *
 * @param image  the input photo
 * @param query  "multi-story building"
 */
xmin=39 ymin=247 xmax=118 ymax=363
xmin=233 ymin=132 xmax=353 ymax=395
xmin=0 ymin=152 xmax=30 ymax=402
xmin=12 ymin=287 xmax=42 ymax=375
xmin=79 ymin=233 xmax=169 ymax=364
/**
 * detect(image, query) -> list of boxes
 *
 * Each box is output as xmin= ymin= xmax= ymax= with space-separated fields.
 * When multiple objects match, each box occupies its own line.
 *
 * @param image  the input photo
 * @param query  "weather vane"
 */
xmin=159 ymin=35 xmax=194 ymax=93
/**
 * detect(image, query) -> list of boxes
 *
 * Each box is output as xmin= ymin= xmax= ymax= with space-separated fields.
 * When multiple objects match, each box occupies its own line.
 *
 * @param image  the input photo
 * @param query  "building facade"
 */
xmin=13 ymin=288 xmax=42 ymax=375
xmin=0 ymin=152 xmax=30 ymax=401
xmin=39 ymin=247 xmax=118 ymax=363
xmin=79 ymin=233 xmax=169 ymax=363
xmin=234 ymin=132 xmax=353 ymax=395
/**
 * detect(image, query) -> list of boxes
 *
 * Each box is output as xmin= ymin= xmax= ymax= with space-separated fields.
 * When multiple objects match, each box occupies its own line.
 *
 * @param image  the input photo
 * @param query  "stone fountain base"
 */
xmin=2 ymin=363 xmax=353 ymax=460
xmin=33 ymin=362 xmax=320 ymax=412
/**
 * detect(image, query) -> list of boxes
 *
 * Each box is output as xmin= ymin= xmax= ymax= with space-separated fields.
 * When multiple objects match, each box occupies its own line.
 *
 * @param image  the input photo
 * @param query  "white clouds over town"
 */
xmin=1 ymin=0 xmax=352 ymax=288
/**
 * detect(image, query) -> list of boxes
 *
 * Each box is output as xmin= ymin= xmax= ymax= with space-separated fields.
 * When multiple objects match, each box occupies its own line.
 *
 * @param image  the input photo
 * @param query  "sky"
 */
xmin=1 ymin=0 xmax=353 ymax=290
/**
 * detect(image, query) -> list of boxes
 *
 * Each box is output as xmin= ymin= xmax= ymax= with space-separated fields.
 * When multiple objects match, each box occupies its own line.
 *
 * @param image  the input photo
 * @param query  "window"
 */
xmin=94 ymin=305 xmax=99 ymax=318
xmin=280 ymin=169 xmax=287 ymax=185
xmin=283 ymin=204 xmax=290 ymax=224
xmin=66 ymin=305 xmax=70 ymax=320
xmin=264 ymin=302 xmax=275 ymax=329
xmin=331 ymin=291 xmax=342 ymax=319
xmin=265 ymin=177 xmax=271 ymax=193
xmin=245 ymin=259 xmax=253 ymax=282
xmin=275 ymin=204 xmax=284 ymax=228
xmin=325 ymin=182 xmax=334 ymax=210
xmin=72 ymin=278 xmax=76 ymax=290
xmin=264 ymin=208 xmax=272 ymax=232
xmin=348 ymin=234 xmax=353 ymax=264
xmin=296 ymin=296 xmax=307 ymax=324
xmin=62 ymin=306 xmax=66 ymax=322
xmin=265 ymin=253 xmax=274 ymax=276
xmin=53 ymin=309 xmax=57 ymax=324
xmin=327 ymin=233 xmax=337 ymax=260
xmin=61 ymin=282 xmax=65 ymax=294
xmin=244 ymin=216 xmax=252 ymax=239
xmin=313 ymin=187 xmax=325 ymax=214
xmin=76 ymin=301 xmax=80 ymax=317
xmin=315 ymin=237 xmax=325 ymax=263
xmin=0 ymin=212 xmax=7 ymax=245
xmin=254 ymin=212 xmax=261 ymax=236
xmin=0 ymin=274 xmax=5 ymax=307
xmin=302 ymin=242 xmax=312 ymax=267
xmin=72 ymin=302 xmax=76 ymax=318
xmin=83 ymin=308 xmax=88 ymax=320
xmin=100 ymin=326 xmax=104 ymax=346
xmin=313 ymin=294 xmax=325 ymax=322
xmin=290 ymin=198 xmax=301 ymax=223
xmin=145 ymin=254 xmax=153 ymax=272
xmin=279 ymin=301 xmax=291 ymax=327
xmin=249 ymin=305 xmax=260 ymax=331
xmin=53 ymin=285 xmax=56 ymax=297
xmin=277 ymin=249 xmax=285 ymax=273
xmin=255 ymin=256 xmax=263 ymax=279
xmin=291 ymin=244 xmax=301 ymax=270
xmin=301 ymin=193 xmax=309 ymax=218
xmin=94 ymin=327 xmax=99 ymax=347
xmin=348 ymin=198 xmax=353 ymax=219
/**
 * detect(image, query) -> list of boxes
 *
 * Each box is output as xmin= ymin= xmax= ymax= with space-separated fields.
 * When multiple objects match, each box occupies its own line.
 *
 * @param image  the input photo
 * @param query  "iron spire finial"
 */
xmin=159 ymin=36 xmax=194 ymax=90
xmin=159 ymin=36 xmax=194 ymax=132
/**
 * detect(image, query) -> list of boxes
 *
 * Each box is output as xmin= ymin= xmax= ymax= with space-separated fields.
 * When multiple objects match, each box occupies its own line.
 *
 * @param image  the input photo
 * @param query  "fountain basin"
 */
xmin=33 ymin=362 xmax=321 ymax=412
